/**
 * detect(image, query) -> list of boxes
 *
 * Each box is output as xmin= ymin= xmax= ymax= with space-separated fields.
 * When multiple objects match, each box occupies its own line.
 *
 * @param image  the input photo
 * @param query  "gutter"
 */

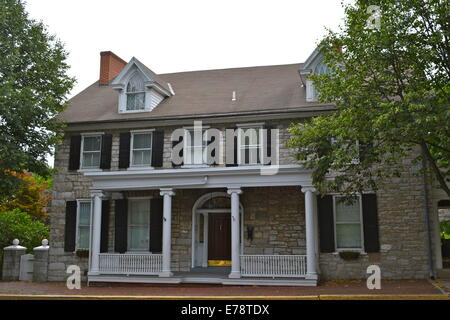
xmin=63 ymin=105 xmax=336 ymax=128
xmin=421 ymin=145 xmax=435 ymax=279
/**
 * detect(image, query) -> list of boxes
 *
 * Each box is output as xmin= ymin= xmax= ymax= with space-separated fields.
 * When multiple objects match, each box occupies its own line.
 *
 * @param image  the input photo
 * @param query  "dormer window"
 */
xmin=111 ymin=57 xmax=172 ymax=114
xmin=126 ymin=73 xmax=146 ymax=111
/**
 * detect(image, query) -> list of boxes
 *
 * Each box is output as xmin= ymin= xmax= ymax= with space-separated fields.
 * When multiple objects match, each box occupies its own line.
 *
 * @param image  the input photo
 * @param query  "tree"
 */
xmin=0 ymin=171 xmax=51 ymax=222
xmin=0 ymin=0 xmax=75 ymax=201
xmin=288 ymin=0 xmax=450 ymax=197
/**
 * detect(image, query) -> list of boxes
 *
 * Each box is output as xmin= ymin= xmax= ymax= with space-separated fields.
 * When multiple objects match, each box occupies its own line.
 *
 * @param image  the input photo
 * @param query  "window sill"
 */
xmin=77 ymin=168 xmax=102 ymax=173
xmin=119 ymin=109 xmax=149 ymax=114
xmin=124 ymin=251 xmax=154 ymax=254
xmin=181 ymin=164 xmax=210 ymax=169
xmin=127 ymin=166 xmax=154 ymax=171
xmin=332 ymin=250 xmax=367 ymax=255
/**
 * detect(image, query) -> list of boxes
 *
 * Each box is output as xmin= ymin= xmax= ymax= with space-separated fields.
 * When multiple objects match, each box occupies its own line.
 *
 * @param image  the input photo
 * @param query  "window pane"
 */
xmin=132 ymin=150 xmax=151 ymax=166
xmin=127 ymin=93 xmax=136 ymax=110
xmin=129 ymin=226 xmax=149 ymax=250
xmin=127 ymin=93 xmax=145 ymax=110
xmin=79 ymin=202 xmax=91 ymax=225
xmin=133 ymin=133 xmax=152 ymax=149
xmin=185 ymin=129 xmax=206 ymax=164
xmin=127 ymin=74 xmax=145 ymax=92
xmin=335 ymin=198 xmax=361 ymax=223
xmin=336 ymin=224 xmax=362 ymax=248
xmin=241 ymin=128 xmax=260 ymax=146
xmin=83 ymin=136 xmax=101 ymax=152
xmin=129 ymin=200 xmax=150 ymax=225
xmin=78 ymin=226 xmax=90 ymax=249
xmin=187 ymin=129 xmax=206 ymax=147
xmin=128 ymin=200 xmax=150 ymax=250
xmin=82 ymin=152 xmax=100 ymax=168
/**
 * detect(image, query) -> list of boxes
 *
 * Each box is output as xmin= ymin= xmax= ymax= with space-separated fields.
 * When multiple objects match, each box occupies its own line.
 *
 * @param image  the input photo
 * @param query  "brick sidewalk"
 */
xmin=0 ymin=279 xmax=448 ymax=299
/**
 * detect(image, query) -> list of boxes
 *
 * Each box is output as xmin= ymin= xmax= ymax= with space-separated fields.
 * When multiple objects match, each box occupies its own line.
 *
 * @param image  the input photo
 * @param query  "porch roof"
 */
xmin=83 ymin=164 xmax=313 ymax=191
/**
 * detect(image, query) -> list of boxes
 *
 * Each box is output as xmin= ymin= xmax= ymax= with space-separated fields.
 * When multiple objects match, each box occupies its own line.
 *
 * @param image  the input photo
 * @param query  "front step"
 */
xmin=437 ymin=268 xmax=450 ymax=279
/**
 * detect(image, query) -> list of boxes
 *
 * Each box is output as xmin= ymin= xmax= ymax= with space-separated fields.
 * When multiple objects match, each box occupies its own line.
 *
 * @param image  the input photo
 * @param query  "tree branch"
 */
xmin=421 ymin=140 xmax=450 ymax=197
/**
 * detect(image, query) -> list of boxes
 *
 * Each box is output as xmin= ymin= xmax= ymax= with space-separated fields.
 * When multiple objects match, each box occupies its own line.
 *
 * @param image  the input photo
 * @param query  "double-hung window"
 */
xmin=127 ymin=199 xmax=150 ymax=251
xmin=76 ymin=200 xmax=91 ymax=250
xmin=81 ymin=135 xmax=102 ymax=169
xmin=126 ymin=73 xmax=146 ymax=111
xmin=184 ymin=128 xmax=208 ymax=166
xmin=238 ymin=126 xmax=262 ymax=165
xmin=334 ymin=195 xmax=364 ymax=250
xmin=130 ymin=131 xmax=153 ymax=167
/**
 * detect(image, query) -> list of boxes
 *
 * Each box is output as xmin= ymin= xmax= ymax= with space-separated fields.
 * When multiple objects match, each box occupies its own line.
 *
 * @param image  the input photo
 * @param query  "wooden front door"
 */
xmin=208 ymin=213 xmax=231 ymax=263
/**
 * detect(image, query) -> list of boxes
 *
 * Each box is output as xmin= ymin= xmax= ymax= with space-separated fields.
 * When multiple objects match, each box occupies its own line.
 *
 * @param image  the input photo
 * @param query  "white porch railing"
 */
xmin=240 ymin=255 xmax=307 ymax=278
xmin=98 ymin=253 xmax=162 ymax=275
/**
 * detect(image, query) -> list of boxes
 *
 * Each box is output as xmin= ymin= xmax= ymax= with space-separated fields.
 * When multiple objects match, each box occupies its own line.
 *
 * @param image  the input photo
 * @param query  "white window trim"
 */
xmin=182 ymin=127 xmax=210 ymax=167
xmin=127 ymin=198 xmax=151 ymax=252
xmin=80 ymin=133 xmax=103 ymax=170
xmin=237 ymin=125 xmax=263 ymax=166
xmin=332 ymin=194 xmax=365 ymax=252
xmin=75 ymin=199 xmax=92 ymax=251
xmin=129 ymin=130 xmax=154 ymax=168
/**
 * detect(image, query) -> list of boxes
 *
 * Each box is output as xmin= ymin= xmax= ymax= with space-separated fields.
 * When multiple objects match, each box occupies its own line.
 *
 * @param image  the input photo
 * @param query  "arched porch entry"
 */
xmin=191 ymin=192 xmax=244 ymax=268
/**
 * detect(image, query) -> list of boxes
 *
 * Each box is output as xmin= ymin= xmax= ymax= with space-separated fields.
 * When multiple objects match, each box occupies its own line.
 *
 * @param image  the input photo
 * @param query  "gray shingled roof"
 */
xmin=59 ymin=63 xmax=322 ymax=124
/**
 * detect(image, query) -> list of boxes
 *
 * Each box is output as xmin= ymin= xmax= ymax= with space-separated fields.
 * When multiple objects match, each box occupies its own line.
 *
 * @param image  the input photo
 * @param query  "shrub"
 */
xmin=0 ymin=209 xmax=49 ymax=253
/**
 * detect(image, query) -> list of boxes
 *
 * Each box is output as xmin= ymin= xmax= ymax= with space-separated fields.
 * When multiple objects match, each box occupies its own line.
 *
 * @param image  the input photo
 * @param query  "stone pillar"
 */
xmin=33 ymin=239 xmax=49 ymax=282
xmin=160 ymin=188 xmax=175 ymax=277
xmin=2 ymin=239 xmax=26 ymax=281
xmin=302 ymin=186 xmax=318 ymax=280
xmin=89 ymin=190 xmax=103 ymax=275
xmin=228 ymin=187 xmax=242 ymax=279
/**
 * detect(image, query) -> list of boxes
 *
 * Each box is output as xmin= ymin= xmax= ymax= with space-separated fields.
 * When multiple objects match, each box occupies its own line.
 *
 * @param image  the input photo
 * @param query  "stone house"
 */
xmin=48 ymin=49 xmax=447 ymax=286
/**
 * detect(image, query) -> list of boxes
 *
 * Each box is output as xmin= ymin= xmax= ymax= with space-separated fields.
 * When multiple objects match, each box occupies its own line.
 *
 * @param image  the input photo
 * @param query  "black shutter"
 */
xmin=359 ymin=140 xmax=373 ymax=163
xmin=171 ymin=134 xmax=183 ymax=167
xmin=64 ymin=201 xmax=77 ymax=252
xmin=317 ymin=195 xmax=335 ymax=253
xmin=114 ymin=199 xmax=128 ymax=253
xmin=100 ymin=200 xmax=110 ymax=253
xmin=362 ymin=194 xmax=380 ymax=252
xmin=207 ymin=134 xmax=217 ymax=165
xmin=118 ymin=132 xmax=131 ymax=169
xmin=152 ymin=131 xmax=164 ymax=168
xmin=100 ymin=134 xmax=112 ymax=169
xmin=264 ymin=125 xmax=273 ymax=165
xmin=150 ymin=198 xmax=163 ymax=253
xmin=68 ymin=135 xmax=81 ymax=171
xmin=226 ymin=127 xmax=238 ymax=167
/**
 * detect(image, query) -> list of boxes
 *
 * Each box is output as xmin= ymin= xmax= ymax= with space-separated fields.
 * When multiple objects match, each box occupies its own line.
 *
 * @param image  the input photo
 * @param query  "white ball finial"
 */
xmin=12 ymin=239 xmax=19 ymax=246
xmin=42 ymin=239 xmax=49 ymax=246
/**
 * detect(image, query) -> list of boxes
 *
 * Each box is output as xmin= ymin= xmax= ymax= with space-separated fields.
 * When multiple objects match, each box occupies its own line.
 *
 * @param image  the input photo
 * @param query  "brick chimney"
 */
xmin=99 ymin=51 xmax=127 ymax=85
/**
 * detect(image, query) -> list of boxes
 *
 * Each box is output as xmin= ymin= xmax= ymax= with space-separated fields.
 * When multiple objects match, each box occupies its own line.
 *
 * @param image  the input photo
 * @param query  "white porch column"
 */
xmin=227 ymin=187 xmax=242 ymax=279
xmin=89 ymin=190 xmax=103 ymax=275
xmin=160 ymin=188 xmax=175 ymax=277
xmin=302 ymin=186 xmax=318 ymax=280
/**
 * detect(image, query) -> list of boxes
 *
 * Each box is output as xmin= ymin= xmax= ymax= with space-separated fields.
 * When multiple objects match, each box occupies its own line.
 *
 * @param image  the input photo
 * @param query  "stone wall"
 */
xmin=319 ymin=155 xmax=430 ymax=280
xmin=48 ymin=121 xmax=436 ymax=281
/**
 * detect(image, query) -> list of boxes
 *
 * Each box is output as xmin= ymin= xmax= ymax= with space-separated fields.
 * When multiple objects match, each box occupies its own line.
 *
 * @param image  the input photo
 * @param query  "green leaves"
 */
xmin=0 ymin=0 xmax=75 ymax=200
xmin=0 ymin=209 xmax=49 ymax=254
xmin=288 ymin=0 xmax=450 ymax=197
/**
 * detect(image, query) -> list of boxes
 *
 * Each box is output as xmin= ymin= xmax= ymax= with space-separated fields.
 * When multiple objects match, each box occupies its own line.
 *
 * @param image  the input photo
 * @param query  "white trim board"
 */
xmin=83 ymin=165 xmax=314 ymax=191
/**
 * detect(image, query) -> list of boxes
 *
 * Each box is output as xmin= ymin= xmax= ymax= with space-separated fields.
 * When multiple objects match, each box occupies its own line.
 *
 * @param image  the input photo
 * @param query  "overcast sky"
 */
xmin=25 ymin=0 xmax=349 ymax=98
xmin=24 ymin=0 xmax=349 ymax=167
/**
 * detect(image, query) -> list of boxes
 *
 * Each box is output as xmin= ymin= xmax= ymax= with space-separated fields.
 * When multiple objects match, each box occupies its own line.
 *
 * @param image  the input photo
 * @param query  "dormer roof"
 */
xmin=110 ymin=57 xmax=171 ymax=97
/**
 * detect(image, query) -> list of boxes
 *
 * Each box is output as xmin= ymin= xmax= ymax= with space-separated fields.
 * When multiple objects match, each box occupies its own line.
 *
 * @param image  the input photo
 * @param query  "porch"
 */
xmin=89 ymin=264 xmax=316 ymax=286
xmin=84 ymin=165 xmax=319 ymax=286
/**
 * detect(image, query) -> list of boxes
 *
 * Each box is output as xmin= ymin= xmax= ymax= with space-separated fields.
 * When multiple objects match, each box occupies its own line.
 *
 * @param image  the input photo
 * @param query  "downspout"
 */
xmin=421 ymin=145 xmax=435 ymax=279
